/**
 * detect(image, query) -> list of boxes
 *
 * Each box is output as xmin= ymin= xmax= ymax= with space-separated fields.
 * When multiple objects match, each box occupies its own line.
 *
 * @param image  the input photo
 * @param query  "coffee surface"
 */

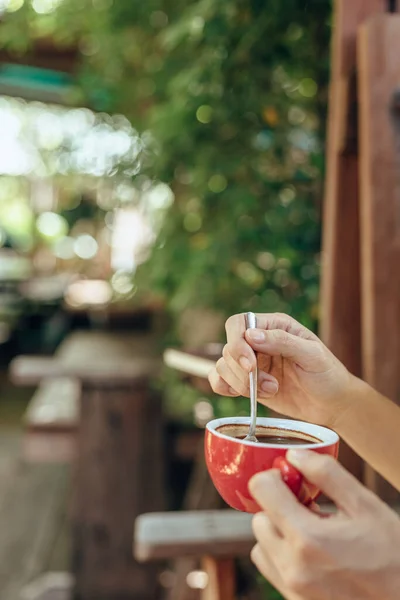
xmin=236 ymin=434 xmax=316 ymax=445
xmin=216 ymin=424 xmax=321 ymax=445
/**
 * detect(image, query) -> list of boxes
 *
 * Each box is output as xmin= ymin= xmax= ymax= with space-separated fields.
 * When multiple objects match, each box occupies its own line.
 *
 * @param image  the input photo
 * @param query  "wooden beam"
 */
xmin=11 ymin=332 xmax=161 ymax=385
xmin=134 ymin=510 xmax=254 ymax=562
xmin=10 ymin=355 xmax=159 ymax=385
xmin=0 ymin=38 xmax=78 ymax=74
xmin=320 ymin=0 xmax=386 ymax=480
xmin=358 ymin=14 xmax=400 ymax=502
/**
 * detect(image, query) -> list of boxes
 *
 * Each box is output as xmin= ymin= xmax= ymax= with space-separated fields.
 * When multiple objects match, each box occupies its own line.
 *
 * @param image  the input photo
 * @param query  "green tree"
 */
xmin=1 ymin=0 xmax=331 ymax=334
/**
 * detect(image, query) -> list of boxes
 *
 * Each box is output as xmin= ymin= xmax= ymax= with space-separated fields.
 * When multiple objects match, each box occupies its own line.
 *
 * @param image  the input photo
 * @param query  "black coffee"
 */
xmin=216 ymin=424 xmax=321 ymax=445
xmin=237 ymin=434 xmax=316 ymax=445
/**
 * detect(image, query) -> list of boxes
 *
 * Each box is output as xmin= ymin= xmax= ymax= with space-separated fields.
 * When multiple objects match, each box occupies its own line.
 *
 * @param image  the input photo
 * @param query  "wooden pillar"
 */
xmin=72 ymin=379 xmax=164 ymax=600
xmin=358 ymin=14 xmax=400 ymax=502
xmin=201 ymin=557 xmax=235 ymax=600
xmin=320 ymin=0 xmax=386 ymax=480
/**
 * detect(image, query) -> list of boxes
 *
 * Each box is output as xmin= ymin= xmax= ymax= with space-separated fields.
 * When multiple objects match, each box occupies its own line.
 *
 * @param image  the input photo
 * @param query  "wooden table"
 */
xmin=12 ymin=330 xmax=164 ymax=600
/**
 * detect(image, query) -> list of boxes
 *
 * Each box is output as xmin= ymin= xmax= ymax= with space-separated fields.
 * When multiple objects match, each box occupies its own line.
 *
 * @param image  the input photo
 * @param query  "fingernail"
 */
xmin=239 ymin=356 xmax=252 ymax=371
xmin=261 ymin=380 xmax=279 ymax=395
xmin=286 ymin=449 xmax=310 ymax=467
xmin=247 ymin=329 xmax=265 ymax=342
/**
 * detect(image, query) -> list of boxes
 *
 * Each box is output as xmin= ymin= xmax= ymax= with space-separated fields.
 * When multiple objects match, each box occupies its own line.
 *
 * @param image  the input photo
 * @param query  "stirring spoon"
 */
xmin=244 ymin=312 xmax=258 ymax=442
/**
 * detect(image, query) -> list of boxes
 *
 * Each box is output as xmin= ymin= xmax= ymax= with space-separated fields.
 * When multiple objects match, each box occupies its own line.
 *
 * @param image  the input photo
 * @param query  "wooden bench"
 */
xmin=133 ymin=504 xmax=348 ymax=600
xmin=135 ymin=510 xmax=254 ymax=600
xmin=23 ymin=377 xmax=79 ymax=463
xmin=22 ymin=373 xmax=202 ymax=464
xmin=11 ymin=330 xmax=165 ymax=600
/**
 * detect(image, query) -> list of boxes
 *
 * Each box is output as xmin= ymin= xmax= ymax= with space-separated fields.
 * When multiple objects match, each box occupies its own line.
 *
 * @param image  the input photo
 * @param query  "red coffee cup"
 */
xmin=205 ymin=417 xmax=339 ymax=513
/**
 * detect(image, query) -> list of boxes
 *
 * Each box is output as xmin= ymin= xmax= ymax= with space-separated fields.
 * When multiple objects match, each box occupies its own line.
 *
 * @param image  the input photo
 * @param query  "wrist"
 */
xmin=330 ymin=374 xmax=369 ymax=434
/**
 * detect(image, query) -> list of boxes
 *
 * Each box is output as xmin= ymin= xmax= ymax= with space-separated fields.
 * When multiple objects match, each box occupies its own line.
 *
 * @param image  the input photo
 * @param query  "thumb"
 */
xmin=246 ymin=328 xmax=327 ymax=373
xmin=286 ymin=449 xmax=372 ymax=516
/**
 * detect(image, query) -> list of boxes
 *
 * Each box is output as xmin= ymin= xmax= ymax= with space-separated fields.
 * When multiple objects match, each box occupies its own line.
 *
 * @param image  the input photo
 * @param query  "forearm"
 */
xmin=334 ymin=377 xmax=400 ymax=492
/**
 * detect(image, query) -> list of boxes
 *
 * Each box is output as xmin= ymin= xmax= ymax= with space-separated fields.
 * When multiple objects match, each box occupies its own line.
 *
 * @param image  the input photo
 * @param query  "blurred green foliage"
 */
xmin=1 ymin=2 xmax=332 ymax=597
xmin=1 ymin=0 xmax=331 ymax=334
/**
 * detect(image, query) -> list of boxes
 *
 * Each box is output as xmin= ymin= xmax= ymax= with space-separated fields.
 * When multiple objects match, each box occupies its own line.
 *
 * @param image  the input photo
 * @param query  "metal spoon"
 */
xmin=244 ymin=312 xmax=258 ymax=442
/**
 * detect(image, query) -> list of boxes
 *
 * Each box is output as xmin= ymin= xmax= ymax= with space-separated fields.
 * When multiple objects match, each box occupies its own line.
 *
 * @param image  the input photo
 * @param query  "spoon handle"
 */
xmin=245 ymin=312 xmax=258 ymax=439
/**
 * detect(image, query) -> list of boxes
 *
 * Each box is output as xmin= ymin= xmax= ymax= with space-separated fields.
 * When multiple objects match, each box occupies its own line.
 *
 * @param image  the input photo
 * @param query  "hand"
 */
xmin=249 ymin=450 xmax=400 ymax=600
xmin=208 ymin=312 xmax=356 ymax=428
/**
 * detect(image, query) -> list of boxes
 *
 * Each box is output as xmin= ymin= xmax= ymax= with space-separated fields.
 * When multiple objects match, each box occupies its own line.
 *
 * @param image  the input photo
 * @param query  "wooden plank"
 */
xmin=320 ymin=0 xmax=386 ymax=479
xmin=23 ymin=378 xmax=79 ymax=463
xmin=135 ymin=503 xmax=400 ymax=564
xmin=164 ymin=348 xmax=218 ymax=379
xmin=10 ymin=354 xmax=159 ymax=385
xmin=134 ymin=510 xmax=254 ymax=562
xmin=25 ymin=378 xmax=80 ymax=432
xmin=358 ymin=14 xmax=400 ymax=501
xmin=11 ymin=332 xmax=160 ymax=385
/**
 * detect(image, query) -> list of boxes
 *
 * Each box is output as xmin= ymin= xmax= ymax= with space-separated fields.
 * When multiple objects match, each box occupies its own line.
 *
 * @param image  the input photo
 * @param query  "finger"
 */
xmin=224 ymin=313 xmax=316 ymax=373
xmin=225 ymin=314 xmax=256 ymax=372
xmin=225 ymin=313 xmax=318 ymax=372
xmin=208 ymin=368 xmax=240 ymax=397
xmin=252 ymin=511 xmax=283 ymax=542
xmin=287 ymin=449 xmax=373 ymax=516
xmin=251 ymin=543 xmax=285 ymax=593
xmin=248 ymin=469 xmax=314 ymax=535
xmin=254 ymin=313 xmax=317 ymax=341
xmin=215 ymin=357 xmax=249 ymax=396
xmin=223 ymin=347 xmax=279 ymax=398
xmin=245 ymin=328 xmax=328 ymax=373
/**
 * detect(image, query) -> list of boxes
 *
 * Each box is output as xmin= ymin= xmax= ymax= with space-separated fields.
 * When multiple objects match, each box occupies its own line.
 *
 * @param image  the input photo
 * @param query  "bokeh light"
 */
xmin=36 ymin=212 xmax=68 ymax=239
xmin=53 ymin=236 xmax=75 ymax=260
xmin=196 ymin=105 xmax=213 ymax=124
xmin=0 ymin=0 xmax=24 ymax=13
xmin=111 ymin=271 xmax=135 ymax=295
xmin=73 ymin=235 xmax=98 ymax=260
xmin=65 ymin=279 xmax=112 ymax=307
xmin=186 ymin=571 xmax=208 ymax=590
xmin=0 ymin=96 xmax=145 ymax=178
xmin=32 ymin=0 xmax=63 ymax=14
xmin=208 ymin=174 xmax=227 ymax=193
xmin=299 ymin=78 xmax=318 ymax=98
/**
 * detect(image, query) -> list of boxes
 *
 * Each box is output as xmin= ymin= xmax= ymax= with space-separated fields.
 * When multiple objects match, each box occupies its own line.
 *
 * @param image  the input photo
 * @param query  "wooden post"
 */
xmin=201 ymin=557 xmax=235 ymax=600
xmin=72 ymin=380 xmax=164 ymax=600
xmin=358 ymin=14 xmax=400 ymax=502
xmin=320 ymin=0 xmax=386 ymax=479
